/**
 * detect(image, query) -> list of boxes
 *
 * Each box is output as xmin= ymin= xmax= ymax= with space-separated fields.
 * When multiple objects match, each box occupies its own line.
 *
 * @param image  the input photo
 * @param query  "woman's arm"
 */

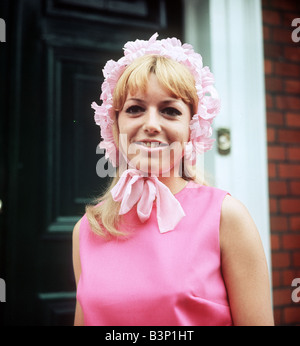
xmin=220 ymin=195 xmax=274 ymax=326
xmin=72 ymin=219 xmax=84 ymax=326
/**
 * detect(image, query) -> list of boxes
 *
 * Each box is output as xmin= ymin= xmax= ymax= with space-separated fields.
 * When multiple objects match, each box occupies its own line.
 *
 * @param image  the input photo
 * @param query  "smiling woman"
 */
xmin=89 ymin=52 xmax=205 ymax=237
xmin=113 ymin=55 xmax=198 ymax=178
xmin=73 ymin=33 xmax=274 ymax=326
xmin=117 ymin=73 xmax=191 ymax=176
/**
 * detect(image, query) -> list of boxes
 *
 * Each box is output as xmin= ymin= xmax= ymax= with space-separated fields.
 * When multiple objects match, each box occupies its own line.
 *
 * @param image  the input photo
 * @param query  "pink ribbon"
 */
xmin=111 ymin=169 xmax=186 ymax=233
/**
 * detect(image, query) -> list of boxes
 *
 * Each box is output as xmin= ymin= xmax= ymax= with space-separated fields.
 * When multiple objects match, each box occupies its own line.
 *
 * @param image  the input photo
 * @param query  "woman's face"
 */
xmin=117 ymin=74 xmax=191 ymax=176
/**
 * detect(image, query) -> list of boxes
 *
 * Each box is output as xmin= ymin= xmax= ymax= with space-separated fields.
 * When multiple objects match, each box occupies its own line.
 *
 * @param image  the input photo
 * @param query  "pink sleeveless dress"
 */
xmin=77 ymin=182 xmax=233 ymax=326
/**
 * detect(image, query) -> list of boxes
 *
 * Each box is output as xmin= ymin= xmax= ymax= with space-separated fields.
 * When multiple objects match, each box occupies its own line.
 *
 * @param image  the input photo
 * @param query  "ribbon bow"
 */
xmin=111 ymin=169 xmax=186 ymax=233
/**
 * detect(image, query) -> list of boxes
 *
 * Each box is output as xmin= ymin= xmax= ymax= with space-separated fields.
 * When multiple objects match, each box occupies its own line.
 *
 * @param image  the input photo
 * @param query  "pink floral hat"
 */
xmin=92 ymin=33 xmax=220 ymax=167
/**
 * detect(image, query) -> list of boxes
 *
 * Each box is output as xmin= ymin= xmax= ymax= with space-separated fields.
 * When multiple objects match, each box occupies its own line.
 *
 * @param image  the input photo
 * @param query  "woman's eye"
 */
xmin=161 ymin=107 xmax=182 ymax=116
xmin=125 ymin=106 xmax=144 ymax=114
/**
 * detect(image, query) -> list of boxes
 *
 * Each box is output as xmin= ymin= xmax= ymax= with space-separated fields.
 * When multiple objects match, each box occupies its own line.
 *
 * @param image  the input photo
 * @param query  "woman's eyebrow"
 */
xmin=125 ymin=98 xmax=182 ymax=106
xmin=161 ymin=98 xmax=181 ymax=104
xmin=126 ymin=98 xmax=144 ymax=103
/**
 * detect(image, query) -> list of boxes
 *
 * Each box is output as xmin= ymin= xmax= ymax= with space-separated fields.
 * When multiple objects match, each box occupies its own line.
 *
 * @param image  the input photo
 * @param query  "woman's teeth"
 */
xmin=136 ymin=142 xmax=167 ymax=148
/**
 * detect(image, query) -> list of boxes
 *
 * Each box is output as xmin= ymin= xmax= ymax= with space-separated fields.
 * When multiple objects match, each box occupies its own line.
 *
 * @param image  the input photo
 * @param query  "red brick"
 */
xmin=283 ymin=234 xmax=300 ymax=249
xmin=268 ymin=146 xmax=286 ymax=160
xmin=266 ymin=94 xmax=274 ymax=109
xmin=279 ymin=163 xmax=300 ymax=177
xmin=273 ymin=288 xmax=294 ymax=306
xmin=284 ymin=307 xmax=300 ymax=325
xmin=290 ymin=216 xmax=300 ymax=231
xmin=264 ymin=59 xmax=273 ymax=75
xmin=287 ymin=147 xmax=300 ymax=161
xmin=266 ymin=111 xmax=284 ymax=126
xmin=264 ymin=25 xmax=271 ymax=41
xmin=269 ymin=181 xmax=288 ymax=195
xmin=271 ymin=234 xmax=281 ymax=250
xmin=286 ymin=112 xmax=300 ymax=127
xmin=274 ymin=62 xmax=300 ymax=77
xmin=273 ymin=307 xmax=282 ymax=326
xmin=290 ymin=182 xmax=300 ymax=195
xmin=285 ymin=80 xmax=300 ymax=94
xmin=269 ymin=197 xmax=278 ymax=212
xmin=272 ymin=0 xmax=300 ymax=11
xmin=267 ymin=127 xmax=276 ymax=143
xmin=279 ymin=129 xmax=300 ymax=143
xmin=272 ymin=252 xmax=291 ymax=268
xmin=264 ymin=1 xmax=300 ymax=326
xmin=280 ymin=198 xmax=300 ymax=213
xmin=268 ymin=163 xmax=277 ymax=178
xmin=272 ymin=270 xmax=281 ymax=287
xmin=272 ymin=27 xmax=294 ymax=43
xmin=266 ymin=76 xmax=283 ymax=92
xmin=263 ymin=9 xmax=282 ymax=25
xmin=264 ymin=43 xmax=283 ymax=59
xmin=284 ymin=46 xmax=300 ymax=63
xmin=283 ymin=13 xmax=300 ymax=27
xmin=282 ymin=269 xmax=300 ymax=286
xmin=270 ymin=215 xmax=288 ymax=231
xmin=293 ymin=252 xmax=300 ymax=266
xmin=262 ymin=0 xmax=270 ymax=7
xmin=276 ymin=96 xmax=300 ymax=111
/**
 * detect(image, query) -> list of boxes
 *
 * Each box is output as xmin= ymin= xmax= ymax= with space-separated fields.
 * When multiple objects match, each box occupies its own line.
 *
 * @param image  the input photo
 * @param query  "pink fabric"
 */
xmin=111 ymin=169 xmax=186 ymax=233
xmin=77 ymin=182 xmax=233 ymax=326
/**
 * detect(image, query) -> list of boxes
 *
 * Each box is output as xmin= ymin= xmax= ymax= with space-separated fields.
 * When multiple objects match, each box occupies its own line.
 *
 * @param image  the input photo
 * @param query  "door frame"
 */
xmin=184 ymin=0 xmax=272 ymax=278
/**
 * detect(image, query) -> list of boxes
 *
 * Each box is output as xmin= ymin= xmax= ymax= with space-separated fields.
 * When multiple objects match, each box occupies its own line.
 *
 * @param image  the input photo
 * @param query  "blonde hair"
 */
xmin=86 ymin=55 xmax=203 ymax=238
xmin=113 ymin=55 xmax=198 ymax=114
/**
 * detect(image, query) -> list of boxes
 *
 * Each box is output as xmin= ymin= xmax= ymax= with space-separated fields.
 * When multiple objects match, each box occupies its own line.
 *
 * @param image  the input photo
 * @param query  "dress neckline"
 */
xmin=173 ymin=180 xmax=201 ymax=197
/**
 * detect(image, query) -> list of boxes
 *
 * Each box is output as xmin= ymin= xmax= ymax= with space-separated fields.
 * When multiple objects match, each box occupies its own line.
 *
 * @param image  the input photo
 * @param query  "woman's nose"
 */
xmin=142 ymin=108 xmax=161 ymax=134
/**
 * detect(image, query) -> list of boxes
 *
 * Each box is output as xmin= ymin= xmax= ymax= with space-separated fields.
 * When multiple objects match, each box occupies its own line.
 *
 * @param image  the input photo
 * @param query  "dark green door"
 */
xmin=0 ymin=0 xmax=183 ymax=325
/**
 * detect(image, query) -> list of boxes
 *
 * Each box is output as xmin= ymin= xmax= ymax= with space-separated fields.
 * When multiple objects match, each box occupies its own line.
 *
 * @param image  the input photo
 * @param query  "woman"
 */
xmin=72 ymin=33 xmax=274 ymax=326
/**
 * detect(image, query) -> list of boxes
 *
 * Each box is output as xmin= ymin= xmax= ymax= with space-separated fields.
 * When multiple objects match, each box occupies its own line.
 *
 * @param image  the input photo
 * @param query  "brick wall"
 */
xmin=263 ymin=0 xmax=300 ymax=325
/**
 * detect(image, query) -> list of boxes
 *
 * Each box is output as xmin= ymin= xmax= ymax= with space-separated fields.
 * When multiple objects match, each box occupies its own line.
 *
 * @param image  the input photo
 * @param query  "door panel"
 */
xmin=2 ymin=0 xmax=183 ymax=325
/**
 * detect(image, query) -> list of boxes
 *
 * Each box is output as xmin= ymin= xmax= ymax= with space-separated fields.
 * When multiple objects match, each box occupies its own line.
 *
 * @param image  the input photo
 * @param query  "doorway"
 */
xmin=1 ymin=0 xmax=183 ymax=325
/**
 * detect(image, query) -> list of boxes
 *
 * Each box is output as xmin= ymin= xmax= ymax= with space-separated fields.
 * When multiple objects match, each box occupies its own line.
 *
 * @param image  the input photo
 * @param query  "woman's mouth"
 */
xmin=134 ymin=141 xmax=169 ymax=148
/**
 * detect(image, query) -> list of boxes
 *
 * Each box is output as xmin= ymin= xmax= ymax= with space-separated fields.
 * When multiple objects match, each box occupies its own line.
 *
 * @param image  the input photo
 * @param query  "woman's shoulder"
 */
xmin=220 ymin=195 xmax=262 ymax=254
xmin=221 ymin=195 xmax=253 ymax=226
xmin=72 ymin=217 xmax=83 ymax=244
xmin=73 ymin=212 xmax=93 ymax=237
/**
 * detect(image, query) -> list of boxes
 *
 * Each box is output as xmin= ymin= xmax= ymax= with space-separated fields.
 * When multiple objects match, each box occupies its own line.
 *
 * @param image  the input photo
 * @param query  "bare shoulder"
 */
xmin=73 ymin=218 xmax=82 ymax=243
xmin=219 ymin=195 xmax=274 ymax=325
xmin=220 ymin=195 xmax=261 ymax=253
xmin=221 ymin=194 xmax=255 ymax=228
xmin=72 ymin=218 xmax=85 ymax=326
xmin=72 ymin=218 xmax=83 ymax=286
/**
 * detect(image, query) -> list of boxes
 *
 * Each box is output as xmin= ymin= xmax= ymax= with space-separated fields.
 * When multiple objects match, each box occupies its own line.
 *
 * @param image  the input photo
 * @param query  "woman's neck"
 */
xmin=157 ymin=176 xmax=188 ymax=195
